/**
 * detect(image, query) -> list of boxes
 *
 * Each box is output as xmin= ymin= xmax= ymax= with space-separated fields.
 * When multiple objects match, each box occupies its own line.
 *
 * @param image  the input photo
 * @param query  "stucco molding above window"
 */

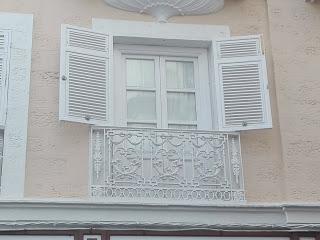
xmin=103 ymin=0 xmax=224 ymax=22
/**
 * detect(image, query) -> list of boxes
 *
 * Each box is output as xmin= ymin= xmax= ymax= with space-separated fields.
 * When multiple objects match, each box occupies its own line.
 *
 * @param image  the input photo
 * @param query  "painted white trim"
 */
xmin=92 ymin=19 xmax=230 ymax=131
xmin=113 ymin=44 xmax=212 ymax=130
xmin=0 ymin=30 xmax=11 ymax=128
xmin=0 ymin=200 xmax=317 ymax=231
xmin=59 ymin=24 xmax=113 ymax=126
xmin=92 ymin=19 xmax=230 ymax=42
xmin=0 ymin=12 xmax=33 ymax=198
xmin=212 ymin=35 xmax=272 ymax=131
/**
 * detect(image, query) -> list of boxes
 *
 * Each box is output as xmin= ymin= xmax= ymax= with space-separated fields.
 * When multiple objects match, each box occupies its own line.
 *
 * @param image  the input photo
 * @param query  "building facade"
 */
xmin=0 ymin=0 xmax=320 ymax=239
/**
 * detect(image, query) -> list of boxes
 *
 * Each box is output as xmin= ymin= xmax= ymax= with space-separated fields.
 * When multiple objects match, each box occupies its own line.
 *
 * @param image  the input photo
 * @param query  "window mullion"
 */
xmin=118 ymin=53 xmax=128 ymax=127
xmin=154 ymin=56 xmax=162 ymax=129
xmin=159 ymin=56 xmax=168 ymax=129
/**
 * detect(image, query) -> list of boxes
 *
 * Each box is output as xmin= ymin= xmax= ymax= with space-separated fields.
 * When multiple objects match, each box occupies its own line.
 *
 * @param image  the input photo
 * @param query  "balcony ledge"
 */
xmin=0 ymin=199 xmax=320 ymax=231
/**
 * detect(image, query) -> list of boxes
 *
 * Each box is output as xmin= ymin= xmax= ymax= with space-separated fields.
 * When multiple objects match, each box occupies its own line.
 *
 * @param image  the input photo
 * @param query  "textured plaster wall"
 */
xmin=1 ymin=0 xmax=285 ymax=201
xmin=267 ymin=0 xmax=320 ymax=201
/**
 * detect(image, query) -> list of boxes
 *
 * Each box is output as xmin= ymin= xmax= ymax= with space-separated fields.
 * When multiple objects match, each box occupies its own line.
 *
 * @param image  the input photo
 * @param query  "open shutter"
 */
xmin=214 ymin=35 xmax=272 ymax=131
xmin=0 ymin=31 xmax=9 ymax=127
xmin=0 ymin=129 xmax=3 ymax=189
xmin=60 ymin=25 xmax=113 ymax=125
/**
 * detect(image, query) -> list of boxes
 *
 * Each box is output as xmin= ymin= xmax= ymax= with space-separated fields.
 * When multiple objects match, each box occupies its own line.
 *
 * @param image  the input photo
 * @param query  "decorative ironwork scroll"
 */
xmin=91 ymin=127 xmax=245 ymax=204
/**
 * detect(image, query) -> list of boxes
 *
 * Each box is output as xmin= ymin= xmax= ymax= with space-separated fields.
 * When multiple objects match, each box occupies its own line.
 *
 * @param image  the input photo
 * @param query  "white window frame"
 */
xmin=0 ymin=12 xmax=33 ymax=198
xmin=160 ymin=55 xmax=199 ymax=129
xmin=92 ymin=19 xmax=271 ymax=132
xmin=125 ymin=54 xmax=161 ymax=128
xmin=114 ymin=44 xmax=213 ymax=130
xmin=92 ymin=19 xmax=230 ymax=131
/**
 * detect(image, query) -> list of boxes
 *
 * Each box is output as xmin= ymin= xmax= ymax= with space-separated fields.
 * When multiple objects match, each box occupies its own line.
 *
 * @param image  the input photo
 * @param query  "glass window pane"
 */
xmin=166 ymin=61 xmax=194 ymax=89
xmin=127 ymin=91 xmax=156 ymax=121
xmin=126 ymin=59 xmax=155 ymax=88
xmin=167 ymin=92 xmax=196 ymax=122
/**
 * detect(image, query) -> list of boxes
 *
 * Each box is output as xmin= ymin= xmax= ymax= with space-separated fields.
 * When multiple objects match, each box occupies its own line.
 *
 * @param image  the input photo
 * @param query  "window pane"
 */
xmin=127 ymin=91 xmax=156 ymax=121
xmin=166 ymin=61 xmax=194 ymax=89
xmin=126 ymin=59 xmax=155 ymax=88
xmin=167 ymin=92 xmax=196 ymax=122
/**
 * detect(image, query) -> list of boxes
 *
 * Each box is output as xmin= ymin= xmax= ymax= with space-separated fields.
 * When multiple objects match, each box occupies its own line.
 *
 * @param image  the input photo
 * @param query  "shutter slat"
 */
xmin=60 ymin=25 xmax=112 ymax=125
xmin=67 ymin=53 xmax=107 ymax=119
xmin=68 ymin=73 xmax=107 ymax=84
xmin=69 ymin=83 xmax=106 ymax=93
xmin=0 ymin=32 xmax=7 ymax=53
xmin=221 ymin=62 xmax=264 ymax=128
xmin=0 ymin=57 xmax=4 ymax=119
xmin=215 ymin=35 xmax=272 ymax=131
xmin=69 ymin=92 xmax=106 ymax=103
xmin=0 ymin=58 xmax=3 ymax=92
xmin=68 ymin=28 xmax=108 ymax=53
xmin=218 ymin=38 xmax=260 ymax=59
xmin=0 ymin=35 xmax=5 ymax=52
xmin=225 ymin=104 xmax=262 ymax=109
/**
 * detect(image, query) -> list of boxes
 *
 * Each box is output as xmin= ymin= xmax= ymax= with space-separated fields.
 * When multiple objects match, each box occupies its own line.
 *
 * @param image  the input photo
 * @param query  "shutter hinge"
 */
xmin=61 ymin=75 xmax=67 ymax=81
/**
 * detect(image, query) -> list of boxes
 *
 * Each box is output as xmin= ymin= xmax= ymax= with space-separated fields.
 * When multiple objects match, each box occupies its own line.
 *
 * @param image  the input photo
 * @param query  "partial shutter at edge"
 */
xmin=59 ymin=25 xmax=113 ymax=125
xmin=0 ymin=30 xmax=9 ymax=127
xmin=214 ymin=35 xmax=272 ymax=131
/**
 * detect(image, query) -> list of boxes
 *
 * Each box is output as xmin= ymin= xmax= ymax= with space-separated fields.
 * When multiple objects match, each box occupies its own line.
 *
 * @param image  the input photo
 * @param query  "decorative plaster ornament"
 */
xmin=104 ymin=0 xmax=225 ymax=23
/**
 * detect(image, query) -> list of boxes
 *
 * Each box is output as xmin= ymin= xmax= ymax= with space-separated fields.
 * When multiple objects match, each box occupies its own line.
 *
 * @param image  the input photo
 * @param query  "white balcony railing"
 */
xmin=90 ymin=127 xmax=245 ymax=204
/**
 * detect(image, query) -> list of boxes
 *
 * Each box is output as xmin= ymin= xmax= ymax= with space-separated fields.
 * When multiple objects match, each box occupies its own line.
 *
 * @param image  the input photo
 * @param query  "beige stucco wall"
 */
xmin=267 ymin=0 xmax=320 ymax=201
xmin=1 ymin=0 xmax=317 ymax=203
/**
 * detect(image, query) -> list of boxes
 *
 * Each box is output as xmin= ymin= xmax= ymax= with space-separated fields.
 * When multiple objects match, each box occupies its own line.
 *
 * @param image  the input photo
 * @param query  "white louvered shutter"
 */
xmin=60 ymin=25 xmax=113 ymax=125
xmin=0 ymin=129 xmax=3 ymax=189
xmin=0 ymin=31 xmax=9 ymax=127
xmin=214 ymin=35 xmax=272 ymax=131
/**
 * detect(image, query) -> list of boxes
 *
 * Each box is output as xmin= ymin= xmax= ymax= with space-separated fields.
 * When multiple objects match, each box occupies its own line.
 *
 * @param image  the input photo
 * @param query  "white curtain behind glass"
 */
xmin=125 ymin=57 xmax=197 ymax=129
xmin=166 ymin=61 xmax=197 ymax=129
xmin=126 ymin=59 xmax=157 ymax=127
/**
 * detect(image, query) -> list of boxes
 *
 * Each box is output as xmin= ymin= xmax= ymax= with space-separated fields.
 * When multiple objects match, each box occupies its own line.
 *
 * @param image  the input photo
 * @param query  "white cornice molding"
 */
xmin=103 ymin=0 xmax=224 ymax=23
xmin=1 ymin=200 xmax=320 ymax=231
xmin=92 ymin=18 xmax=230 ymax=41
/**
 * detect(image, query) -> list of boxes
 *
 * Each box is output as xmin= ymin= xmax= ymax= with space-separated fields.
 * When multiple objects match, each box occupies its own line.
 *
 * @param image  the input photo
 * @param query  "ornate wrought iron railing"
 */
xmin=90 ymin=127 xmax=245 ymax=204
